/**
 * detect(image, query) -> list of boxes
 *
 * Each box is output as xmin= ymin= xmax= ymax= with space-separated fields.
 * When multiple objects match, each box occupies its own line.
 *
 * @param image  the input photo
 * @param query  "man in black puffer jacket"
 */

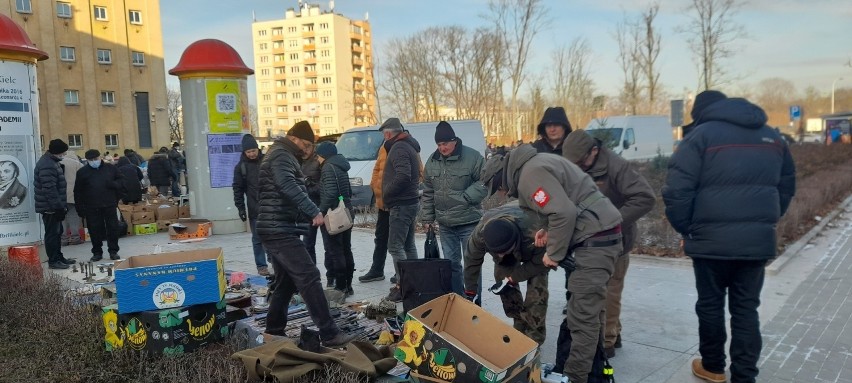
xmin=147 ymin=148 xmax=173 ymax=196
xmin=233 ymin=134 xmax=269 ymax=276
xmin=34 ymin=139 xmax=74 ymax=269
xmin=663 ymin=90 xmax=796 ymax=383
xmin=256 ymin=121 xmax=354 ymax=348
xmin=75 ymin=149 xmax=124 ymax=261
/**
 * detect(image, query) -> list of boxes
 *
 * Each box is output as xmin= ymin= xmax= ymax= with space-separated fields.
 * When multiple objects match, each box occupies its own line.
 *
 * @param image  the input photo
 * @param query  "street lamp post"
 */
xmin=831 ymin=77 xmax=844 ymax=114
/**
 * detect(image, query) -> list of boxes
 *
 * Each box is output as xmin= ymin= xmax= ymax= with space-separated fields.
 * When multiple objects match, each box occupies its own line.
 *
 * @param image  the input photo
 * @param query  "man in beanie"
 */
xmin=421 ymin=121 xmax=487 ymax=295
xmin=256 ymin=121 xmax=355 ymax=347
xmin=34 ymin=139 xmax=75 ymax=269
xmin=563 ymin=129 xmax=656 ymax=358
xmin=463 ymin=202 xmax=551 ymax=344
xmin=315 ymin=141 xmax=355 ymax=298
xmin=168 ymin=142 xmax=185 ymax=197
xmin=504 ymin=144 xmax=622 ymax=382
xmin=532 ymin=106 xmax=573 ymax=155
xmin=74 ymin=149 xmax=124 ymax=261
xmin=379 ymin=117 xmax=422 ymax=302
xmin=663 ymin=91 xmax=796 ymax=383
xmin=232 ymin=134 xmax=270 ymax=276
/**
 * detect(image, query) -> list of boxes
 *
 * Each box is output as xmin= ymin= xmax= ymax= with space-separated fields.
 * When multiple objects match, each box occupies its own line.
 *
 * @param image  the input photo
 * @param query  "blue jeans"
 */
xmin=438 ymin=223 xmax=476 ymax=295
xmin=248 ymin=217 xmax=268 ymax=268
xmin=388 ymin=204 xmax=419 ymax=279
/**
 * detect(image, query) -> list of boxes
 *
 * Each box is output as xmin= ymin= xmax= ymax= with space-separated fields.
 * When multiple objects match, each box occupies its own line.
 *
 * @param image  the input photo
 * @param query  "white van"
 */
xmin=336 ymin=119 xmax=487 ymax=207
xmin=584 ymin=115 xmax=675 ymax=161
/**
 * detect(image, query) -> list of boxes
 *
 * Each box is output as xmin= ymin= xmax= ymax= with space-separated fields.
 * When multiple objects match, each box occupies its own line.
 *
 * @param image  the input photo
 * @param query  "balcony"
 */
xmin=303 ymin=43 xmax=315 ymax=51
xmin=304 ymin=57 xmax=316 ymax=64
xmin=351 ymin=44 xmax=363 ymax=53
xmin=306 ymin=83 xmax=318 ymax=90
xmin=302 ymin=30 xmax=315 ymax=38
xmin=352 ymin=70 xmax=364 ymax=78
xmin=273 ymin=46 xmax=286 ymax=54
xmin=349 ymin=31 xmax=361 ymax=40
xmin=274 ymin=72 xmax=288 ymax=81
xmin=352 ymin=58 xmax=363 ymax=66
xmin=305 ymin=71 xmax=318 ymax=77
xmin=306 ymin=97 xmax=319 ymax=104
xmin=354 ymin=83 xmax=365 ymax=92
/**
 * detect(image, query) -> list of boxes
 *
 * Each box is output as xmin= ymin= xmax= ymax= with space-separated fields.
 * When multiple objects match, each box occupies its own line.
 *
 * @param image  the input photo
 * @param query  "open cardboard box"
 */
xmin=396 ymin=294 xmax=539 ymax=382
xmin=169 ymin=219 xmax=212 ymax=240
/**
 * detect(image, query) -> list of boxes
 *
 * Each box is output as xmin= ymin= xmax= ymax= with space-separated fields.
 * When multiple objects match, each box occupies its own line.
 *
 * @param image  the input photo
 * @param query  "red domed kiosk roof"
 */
xmin=169 ymin=39 xmax=253 ymax=76
xmin=0 ymin=14 xmax=48 ymax=61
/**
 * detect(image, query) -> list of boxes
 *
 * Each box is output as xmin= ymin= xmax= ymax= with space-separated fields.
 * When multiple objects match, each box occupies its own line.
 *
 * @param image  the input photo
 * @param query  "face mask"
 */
xmin=88 ymin=159 xmax=102 ymax=169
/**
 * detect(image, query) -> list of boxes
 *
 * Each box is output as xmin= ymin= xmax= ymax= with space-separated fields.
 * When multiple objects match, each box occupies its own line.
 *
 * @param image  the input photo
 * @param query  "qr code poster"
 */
xmin=205 ymin=79 xmax=247 ymax=134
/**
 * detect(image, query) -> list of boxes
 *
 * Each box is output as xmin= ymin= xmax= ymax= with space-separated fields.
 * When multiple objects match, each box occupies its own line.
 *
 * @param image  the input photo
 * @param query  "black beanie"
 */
xmin=241 ymin=134 xmax=259 ymax=151
xmin=482 ymin=219 xmax=520 ymax=254
xmin=84 ymin=149 xmax=101 ymax=160
xmin=288 ymin=121 xmax=315 ymax=143
xmin=315 ymin=141 xmax=337 ymax=158
xmin=48 ymin=139 xmax=69 ymax=155
xmin=434 ymin=121 xmax=457 ymax=143
xmin=691 ymin=90 xmax=727 ymax=120
xmin=172 ymin=141 xmax=180 ymax=148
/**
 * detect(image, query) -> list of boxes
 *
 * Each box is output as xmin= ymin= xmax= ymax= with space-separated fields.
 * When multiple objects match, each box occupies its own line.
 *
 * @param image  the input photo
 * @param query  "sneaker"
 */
xmin=109 ymin=253 xmax=120 ymax=261
xmin=604 ymin=347 xmax=616 ymax=359
xmin=323 ymin=331 xmax=357 ymax=348
xmin=386 ymin=286 xmax=402 ymax=302
xmin=614 ymin=334 xmax=622 ymax=348
xmin=257 ymin=266 xmax=271 ymax=276
xmin=691 ymin=359 xmax=726 ymax=383
xmin=48 ymin=261 xmax=70 ymax=270
xmin=488 ymin=278 xmax=517 ymax=295
xmin=90 ymin=254 xmax=103 ymax=262
xmin=358 ymin=271 xmax=385 ymax=283
xmin=60 ymin=257 xmax=77 ymax=265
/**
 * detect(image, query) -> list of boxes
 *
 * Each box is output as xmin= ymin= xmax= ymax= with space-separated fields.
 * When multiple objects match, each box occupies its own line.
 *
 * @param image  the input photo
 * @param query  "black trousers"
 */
xmin=86 ymin=206 xmax=120 ymax=256
xmin=367 ymin=209 xmax=390 ymax=275
xmin=303 ymin=224 xmax=319 ymax=264
xmin=320 ymin=226 xmax=354 ymax=289
xmin=693 ymin=258 xmax=766 ymax=383
xmin=42 ymin=213 xmax=63 ymax=263
xmin=263 ymin=235 xmax=339 ymax=340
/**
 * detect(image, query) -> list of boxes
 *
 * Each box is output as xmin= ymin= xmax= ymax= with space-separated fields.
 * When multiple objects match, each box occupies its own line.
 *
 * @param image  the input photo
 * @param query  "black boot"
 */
xmin=334 ymin=274 xmax=347 ymax=293
xmin=345 ymin=272 xmax=354 ymax=297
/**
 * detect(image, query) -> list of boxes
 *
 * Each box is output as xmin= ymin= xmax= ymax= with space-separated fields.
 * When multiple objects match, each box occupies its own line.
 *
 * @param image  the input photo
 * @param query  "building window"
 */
xmin=257 ymin=29 xmax=267 ymax=36
xmin=322 ymin=90 xmax=332 ymax=97
xmin=288 ymin=26 xmax=297 ymax=33
xmin=276 ymin=93 xmax=286 ymax=100
xmin=261 ymin=69 xmax=270 ymax=75
xmin=64 ymin=90 xmax=79 ymax=105
xmin=59 ymin=46 xmax=76 ymax=61
xmin=16 ymin=0 xmax=32 ymax=13
xmin=275 ymin=80 xmax=285 ymax=87
xmin=307 ymin=91 xmax=317 ymax=98
xmin=262 ymin=94 xmax=271 ymax=101
xmin=320 ymin=23 xmax=329 ymax=29
xmin=273 ymin=54 xmax=284 ymax=62
xmin=321 ymin=63 xmax=331 ymax=71
xmin=275 ymin=67 xmax=285 ymax=74
xmin=260 ymin=56 xmax=269 ymax=63
xmin=290 ymin=66 xmax=300 ymax=73
xmin=93 ymin=6 xmax=108 ymax=21
xmin=289 ymin=40 xmax=299 ymax=48
xmin=96 ymin=49 xmax=112 ymax=64
xmin=324 ymin=104 xmax=332 ymax=110
xmin=100 ymin=91 xmax=115 ymax=105
xmin=289 ymin=53 xmax=299 ymax=60
xmin=68 ymin=134 xmax=83 ymax=148
xmin=277 ymin=106 xmax=287 ymax=113
xmin=128 ymin=10 xmax=142 ymax=24
xmin=261 ymin=81 xmax=270 ymax=89
xmin=305 ymin=64 xmax=316 ymax=72
xmin=303 ymin=24 xmax=314 ymax=32
xmin=263 ymin=120 xmax=272 ymax=127
xmin=56 ymin=2 xmax=72 ymax=18
xmin=272 ymin=27 xmax=283 ymax=35
xmin=320 ymin=36 xmax=329 ymax=44
xmin=262 ymin=107 xmax=272 ymax=114
xmin=293 ymin=105 xmax=302 ymax=112
xmin=105 ymin=134 xmax=118 ymax=147
xmin=291 ymin=92 xmax=301 ymax=99
xmin=307 ymin=78 xmax=317 ymax=85
xmin=322 ymin=77 xmax=332 ymax=84
xmin=324 ymin=116 xmax=333 ymax=123
xmin=258 ymin=43 xmax=268 ymax=50
xmin=290 ymin=79 xmax=300 ymax=86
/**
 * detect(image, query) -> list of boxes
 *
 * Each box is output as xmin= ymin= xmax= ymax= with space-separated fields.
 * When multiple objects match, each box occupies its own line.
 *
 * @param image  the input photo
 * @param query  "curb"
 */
xmin=630 ymin=253 xmax=693 ymax=268
xmin=766 ymin=194 xmax=852 ymax=276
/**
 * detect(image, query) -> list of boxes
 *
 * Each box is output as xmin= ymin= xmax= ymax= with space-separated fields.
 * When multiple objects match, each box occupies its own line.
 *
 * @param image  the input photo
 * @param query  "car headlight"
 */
xmin=349 ymin=177 xmax=363 ymax=187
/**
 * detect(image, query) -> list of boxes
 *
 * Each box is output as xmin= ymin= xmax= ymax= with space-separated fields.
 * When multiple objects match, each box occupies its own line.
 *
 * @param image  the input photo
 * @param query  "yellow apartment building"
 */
xmin=252 ymin=3 xmax=377 ymax=137
xmin=1 ymin=0 xmax=168 ymax=155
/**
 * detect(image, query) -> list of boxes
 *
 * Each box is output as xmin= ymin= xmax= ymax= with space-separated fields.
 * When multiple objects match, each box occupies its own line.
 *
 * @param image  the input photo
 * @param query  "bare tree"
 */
xmin=680 ymin=0 xmax=746 ymax=90
xmin=486 ymin=0 xmax=549 ymax=140
xmin=637 ymin=3 xmax=662 ymax=109
xmin=247 ymin=105 xmax=259 ymax=136
xmin=755 ymin=77 xmax=797 ymax=127
xmin=613 ymin=19 xmax=642 ymax=115
xmin=551 ymin=38 xmax=597 ymax=128
xmin=167 ymin=88 xmax=183 ymax=143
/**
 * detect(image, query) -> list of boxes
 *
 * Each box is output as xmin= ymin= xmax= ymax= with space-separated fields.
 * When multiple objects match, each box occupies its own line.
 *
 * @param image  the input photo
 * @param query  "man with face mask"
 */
xmin=74 ymin=149 xmax=124 ymax=261
xmin=34 ymin=139 xmax=74 ymax=269
xmin=233 ymin=134 xmax=269 ymax=276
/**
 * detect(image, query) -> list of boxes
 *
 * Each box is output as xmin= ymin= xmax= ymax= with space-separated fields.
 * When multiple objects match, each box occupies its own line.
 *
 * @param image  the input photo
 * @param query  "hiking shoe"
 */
xmin=386 ymin=286 xmax=402 ymax=302
xmin=60 ymin=257 xmax=76 ymax=265
xmin=48 ymin=261 xmax=70 ymax=270
xmin=257 ymin=266 xmax=271 ymax=276
xmin=614 ymin=334 xmax=622 ymax=348
xmin=90 ymin=254 xmax=103 ymax=262
xmin=691 ymin=359 xmax=726 ymax=383
xmin=358 ymin=271 xmax=385 ymax=283
xmin=604 ymin=347 xmax=616 ymax=359
xmin=109 ymin=253 xmax=120 ymax=261
xmin=323 ymin=331 xmax=356 ymax=348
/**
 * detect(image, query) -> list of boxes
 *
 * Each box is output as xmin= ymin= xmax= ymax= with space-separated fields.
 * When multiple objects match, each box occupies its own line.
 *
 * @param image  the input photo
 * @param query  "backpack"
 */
xmin=554 ymin=318 xmax=615 ymax=383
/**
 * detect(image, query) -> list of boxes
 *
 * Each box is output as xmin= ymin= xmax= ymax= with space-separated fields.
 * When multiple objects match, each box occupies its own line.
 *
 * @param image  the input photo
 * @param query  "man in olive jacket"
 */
xmin=421 ymin=121 xmax=487 ymax=295
xmin=564 ymin=129 xmax=656 ymax=358
xmin=504 ymin=144 xmax=622 ymax=383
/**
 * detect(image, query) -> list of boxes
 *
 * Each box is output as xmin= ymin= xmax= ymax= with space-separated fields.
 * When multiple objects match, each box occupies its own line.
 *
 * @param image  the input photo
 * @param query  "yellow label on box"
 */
xmin=134 ymin=223 xmax=158 ymax=235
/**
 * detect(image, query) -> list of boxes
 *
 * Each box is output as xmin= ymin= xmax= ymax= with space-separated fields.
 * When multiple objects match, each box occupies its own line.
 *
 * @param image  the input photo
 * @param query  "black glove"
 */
xmin=559 ymin=256 xmax=576 ymax=274
xmin=77 ymin=208 xmax=87 ymax=218
xmin=238 ymin=210 xmax=247 ymax=222
xmin=54 ymin=208 xmax=67 ymax=221
xmin=488 ymin=278 xmax=518 ymax=295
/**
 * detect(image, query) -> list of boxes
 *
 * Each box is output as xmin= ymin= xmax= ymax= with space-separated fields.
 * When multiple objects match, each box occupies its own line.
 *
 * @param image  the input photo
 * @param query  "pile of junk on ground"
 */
xmin=78 ymin=245 xmax=570 ymax=383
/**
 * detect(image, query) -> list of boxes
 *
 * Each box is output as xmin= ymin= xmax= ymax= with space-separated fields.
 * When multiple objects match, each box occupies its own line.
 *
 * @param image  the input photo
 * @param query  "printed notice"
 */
xmin=206 ymin=79 xmax=246 ymax=134
xmin=207 ymin=134 xmax=243 ymax=188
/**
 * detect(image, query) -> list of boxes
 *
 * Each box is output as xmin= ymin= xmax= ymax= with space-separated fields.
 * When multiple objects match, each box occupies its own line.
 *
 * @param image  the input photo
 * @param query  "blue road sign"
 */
xmin=790 ymin=105 xmax=801 ymax=120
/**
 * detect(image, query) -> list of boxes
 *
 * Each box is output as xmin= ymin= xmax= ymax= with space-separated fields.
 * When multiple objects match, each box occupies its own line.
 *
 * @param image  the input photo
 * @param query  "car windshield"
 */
xmin=587 ymin=128 xmax=623 ymax=150
xmin=336 ymin=130 xmax=384 ymax=161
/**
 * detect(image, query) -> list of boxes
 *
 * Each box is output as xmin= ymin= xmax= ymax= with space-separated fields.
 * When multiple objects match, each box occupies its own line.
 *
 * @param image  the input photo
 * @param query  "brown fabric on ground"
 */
xmin=232 ymin=339 xmax=397 ymax=382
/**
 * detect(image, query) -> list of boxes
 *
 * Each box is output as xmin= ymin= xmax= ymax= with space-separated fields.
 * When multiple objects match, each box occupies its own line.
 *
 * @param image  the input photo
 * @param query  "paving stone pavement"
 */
xmin=41 ymin=206 xmax=852 ymax=383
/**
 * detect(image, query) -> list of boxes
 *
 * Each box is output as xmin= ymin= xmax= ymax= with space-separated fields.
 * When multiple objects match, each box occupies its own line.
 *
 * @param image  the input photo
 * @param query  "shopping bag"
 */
xmin=398 ymin=258 xmax=452 ymax=314
xmin=116 ymin=208 xmax=128 ymax=238
xmin=324 ymin=197 xmax=353 ymax=235
xmin=424 ymin=225 xmax=440 ymax=259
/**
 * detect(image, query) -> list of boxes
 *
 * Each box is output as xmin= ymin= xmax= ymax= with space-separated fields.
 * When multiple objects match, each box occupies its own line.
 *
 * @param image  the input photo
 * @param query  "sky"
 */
xmin=160 ymin=0 xmax=852 ymax=108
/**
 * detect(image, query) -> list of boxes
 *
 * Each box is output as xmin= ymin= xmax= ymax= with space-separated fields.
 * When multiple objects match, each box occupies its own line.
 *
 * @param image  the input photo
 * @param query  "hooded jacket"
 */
xmin=116 ymin=157 xmax=144 ymax=203
xmin=255 ymin=137 xmax=319 ymax=239
xmin=232 ymin=151 xmax=265 ymax=219
xmin=301 ymin=153 xmax=322 ymax=204
xmin=421 ymin=140 xmax=487 ymax=227
xmin=532 ymin=107 xmax=573 ymax=155
xmin=318 ymin=153 xmax=353 ymax=214
xmin=663 ymin=97 xmax=796 ymax=260
xmin=60 ymin=151 xmax=84 ymax=204
xmin=382 ymin=132 xmax=421 ymax=208
xmin=504 ymin=145 xmax=622 ymax=262
xmin=33 ymin=152 xmax=67 ymax=213
xmin=576 ymin=145 xmax=655 ymax=254
xmin=74 ymin=162 xmax=123 ymax=212
xmin=147 ymin=153 xmax=173 ymax=186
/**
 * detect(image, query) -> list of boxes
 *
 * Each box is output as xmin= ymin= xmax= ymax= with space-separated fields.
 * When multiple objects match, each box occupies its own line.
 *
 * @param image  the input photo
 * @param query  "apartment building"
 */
xmin=252 ymin=3 xmax=376 ymax=137
xmin=1 ymin=0 xmax=169 ymax=154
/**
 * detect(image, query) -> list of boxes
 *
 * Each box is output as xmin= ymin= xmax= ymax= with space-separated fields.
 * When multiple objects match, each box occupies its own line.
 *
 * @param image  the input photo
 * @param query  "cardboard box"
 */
xmin=118 ymin=204 xmax=134 ymax=213
xmin=396 ymin=294 xmax=539 ymax=383
xmin=131 ymin=211 xmax=155 ymax=224
xmin=132 ymin=203 xmax=152 ymax=212
xmin=134 ymin=223 xmax=158 ymax=235
xmin=169 ymin=219 xmax=213 ymax=240
xmin=155 ymin=205 xmax=179 ymax=220
xmin=102 ymin=300 xmax=229 ymax=355
xmin=178 ymin=205 xmax=191 ymax=218
xmin=156 ymin=220 xmax=174 ymax=232
xmin=114 ymin=248 xmax=226 ymax=314
xmin=120 ymin=211 xmax=134 ymax=235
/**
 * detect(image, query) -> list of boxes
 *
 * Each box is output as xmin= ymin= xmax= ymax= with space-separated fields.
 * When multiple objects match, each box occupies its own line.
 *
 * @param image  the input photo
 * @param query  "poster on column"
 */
xmin=0 ymin=62 xmax=40 ymax=245
xmin=207 ymin=134 xmax=243 ymax=188
xmin=206 ymin=79 xmax=249 ymax=134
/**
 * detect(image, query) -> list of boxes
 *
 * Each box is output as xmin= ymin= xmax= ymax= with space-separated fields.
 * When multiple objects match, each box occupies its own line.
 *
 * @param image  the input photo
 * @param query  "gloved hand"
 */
xmin=559 ymin=256 xmax=576 ymax=274
xmin=54 ymin=208 xmax=67 ymax=221
xmin=238 ymin=210 xmax=247 ymax=222
xmin=489 ymin=278 xmax=518 ymax=295
xmin=77 ymin=208 xmax=87 ymax=218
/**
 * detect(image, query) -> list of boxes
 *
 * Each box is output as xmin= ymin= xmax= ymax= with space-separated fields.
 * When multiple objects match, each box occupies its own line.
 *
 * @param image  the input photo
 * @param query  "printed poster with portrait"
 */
xmin=206 ymin=134 xmax=243 ymax=188
xmin=206 ymin=79 xmax=250 ymax=134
